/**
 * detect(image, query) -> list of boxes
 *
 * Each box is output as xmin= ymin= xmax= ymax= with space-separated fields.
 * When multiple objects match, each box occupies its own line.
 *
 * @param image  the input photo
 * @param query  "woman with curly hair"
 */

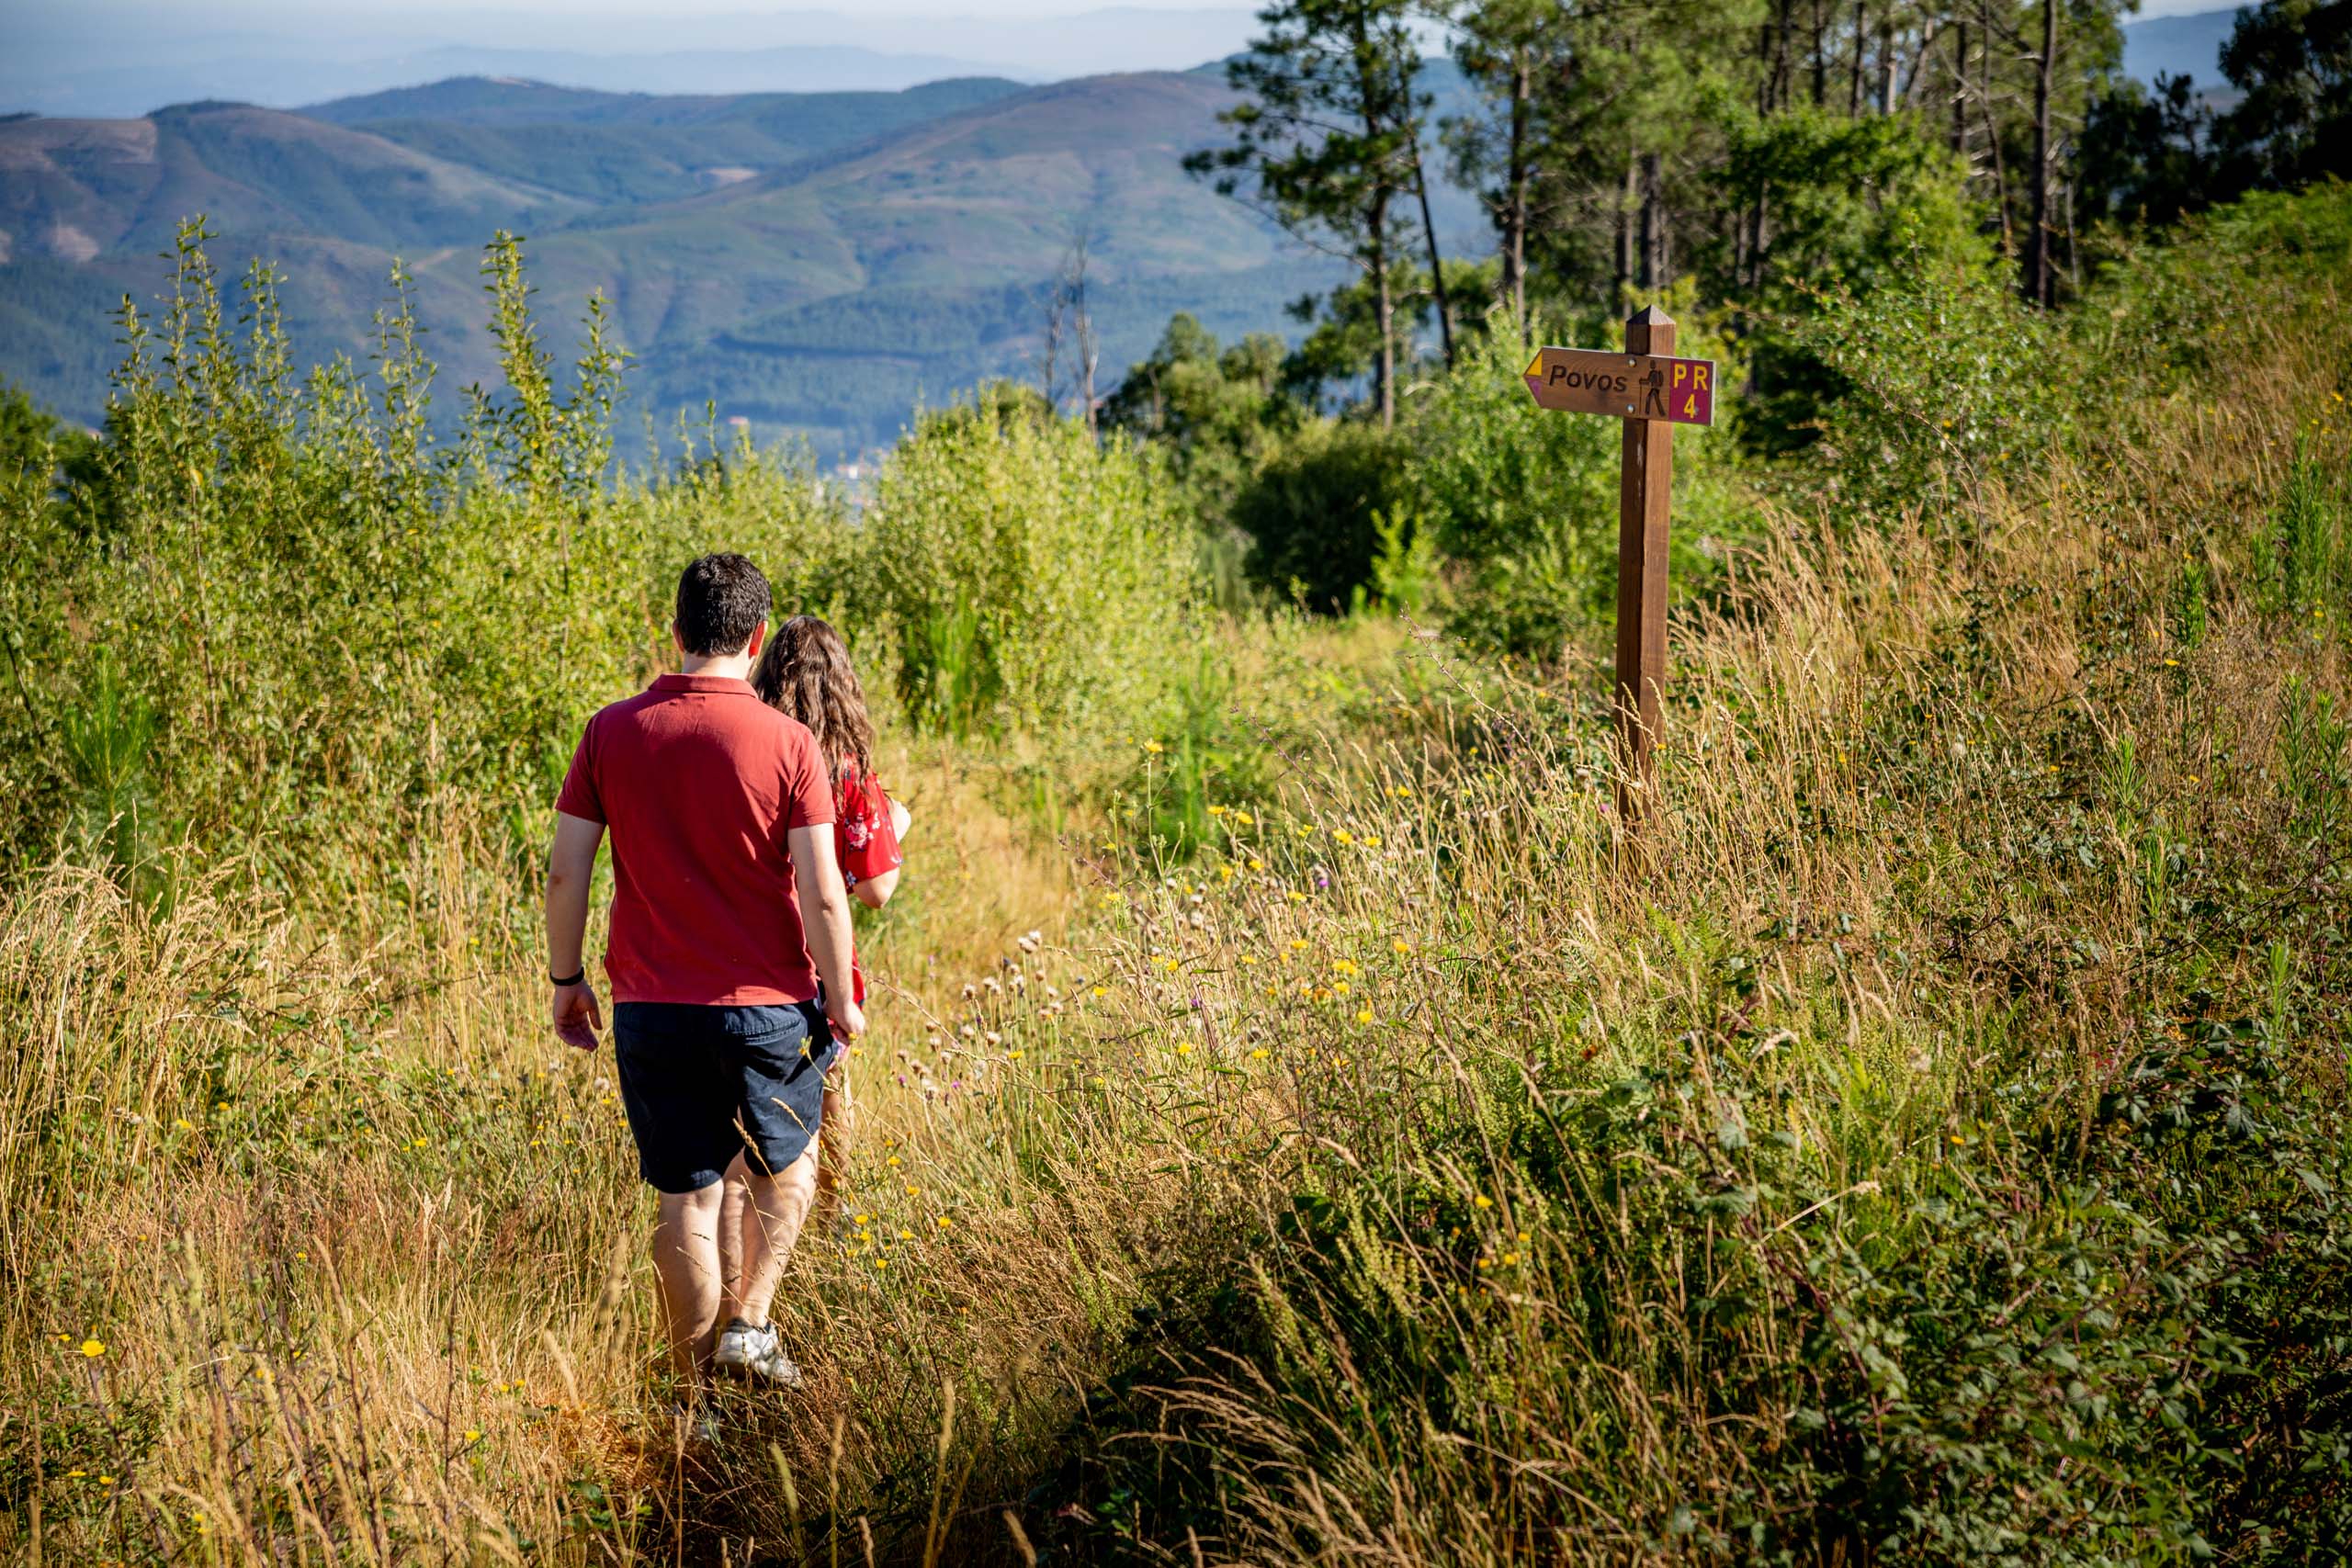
xmin=745 ymin=615 xmax=910 ymax=1235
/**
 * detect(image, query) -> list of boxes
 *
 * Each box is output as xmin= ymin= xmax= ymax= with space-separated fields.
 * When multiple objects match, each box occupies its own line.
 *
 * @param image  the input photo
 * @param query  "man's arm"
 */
xmin=547 ymin=811 xmax=606 ymax=1050
xmin=788 ymin=822 xmax=865 ymax=1041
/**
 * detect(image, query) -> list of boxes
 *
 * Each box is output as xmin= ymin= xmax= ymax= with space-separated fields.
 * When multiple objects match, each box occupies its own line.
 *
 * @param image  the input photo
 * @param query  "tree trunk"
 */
xmin=1502 ymin=49 xmax=1531 ymax=341
xmin=1615 ymin=156 xmax=1637 ymax=299
xmin=1068 ymin=234 xmax=1098 ymax=434
xmin=1811 ymin=0 xmax=1827 ymax=105
xmin=1978 ymin=0 xmax=2014 ymax=256
xmin=1750 ymin=190 xmax=1770 ymax=293
xmin=1409 ymin=132 xmax=1456 ymax=368
xmin=1638 ymin=152 xmax=1664 ymax=290
xmin=1879 ymin=18 xmax=1896 ymax=114
xmin=1772 ymin=0 xmax=1793 ymax=111
xmin=1371 ymin=195 xmax=1395 ymax=428
xmin=1040 ymin=293 xmax=1062 ymax=411
xmin=1951 ymin=21 xmax=1969 ymax=154
xmin=1901 ymin=20 xmax=1942 ymax=105
xmin=1079 ymin=321 xmax=1098 ymax=435
xmin=1849 ymin=0 xmax=1866 ymax=116
xmin=2028 ymin=0 xmax=2056 ymax=305
xmin=2063 ymin=175 xmax=2080 ymax=294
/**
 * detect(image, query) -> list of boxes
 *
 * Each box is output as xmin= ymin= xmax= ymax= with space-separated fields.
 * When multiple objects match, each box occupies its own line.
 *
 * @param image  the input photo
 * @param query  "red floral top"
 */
xmin=834 ymin=766 xmax=902 ymax=1004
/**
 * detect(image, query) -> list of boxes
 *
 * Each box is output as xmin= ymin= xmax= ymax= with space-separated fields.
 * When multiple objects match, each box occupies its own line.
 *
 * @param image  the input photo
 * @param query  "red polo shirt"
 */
xmin=555 ymin=672 xmax=835 ymax=1006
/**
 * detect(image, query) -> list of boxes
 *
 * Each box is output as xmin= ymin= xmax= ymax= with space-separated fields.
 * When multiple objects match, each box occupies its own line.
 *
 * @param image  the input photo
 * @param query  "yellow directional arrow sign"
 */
xmin=1521 ymin=346 xmax=1715 ymax=426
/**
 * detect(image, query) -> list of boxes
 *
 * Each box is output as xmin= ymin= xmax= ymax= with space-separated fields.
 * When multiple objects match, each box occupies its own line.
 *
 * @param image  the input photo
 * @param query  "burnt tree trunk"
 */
xmin=1500 ymin=48 xmax=1532 ymax=339
xmin=1409 ymin=130 xmax=1457 ymax=367
xmin=1371 ymin=193 xmax=1395 ymax=426
xmin=2028 ymin=0 xmax=2056 ymax=304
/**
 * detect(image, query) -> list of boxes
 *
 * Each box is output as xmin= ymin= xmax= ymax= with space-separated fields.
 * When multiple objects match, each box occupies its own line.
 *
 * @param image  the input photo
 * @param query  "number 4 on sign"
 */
xmin=1518 ymin=306 xmax=1716 ymax=837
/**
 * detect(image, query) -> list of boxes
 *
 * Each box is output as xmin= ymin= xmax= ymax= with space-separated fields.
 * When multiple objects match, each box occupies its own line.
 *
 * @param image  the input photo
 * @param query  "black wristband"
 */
xmin=549 ymin=967 xmax=586 ymax=987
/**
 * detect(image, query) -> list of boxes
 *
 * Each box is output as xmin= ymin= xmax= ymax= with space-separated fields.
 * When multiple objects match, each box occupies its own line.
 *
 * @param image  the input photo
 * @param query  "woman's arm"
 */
xmin=853 ymin=790 xmax=909 ymax=907
xmin=854 ymin=866 xmax=902 ymax=908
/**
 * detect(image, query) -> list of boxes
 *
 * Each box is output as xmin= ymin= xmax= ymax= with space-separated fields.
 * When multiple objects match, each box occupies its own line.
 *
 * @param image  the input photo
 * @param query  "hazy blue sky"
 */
xmin=0 ymin=3 xmax=1272 ymax=115
xmin=0 ymin=0 xmax=2244 ymax=119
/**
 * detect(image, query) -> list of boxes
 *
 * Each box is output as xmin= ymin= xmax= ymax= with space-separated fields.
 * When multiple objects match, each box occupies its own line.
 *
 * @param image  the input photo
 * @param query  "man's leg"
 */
xmin=720 ymin=1145 xmax=820 ymax=1327
xmin=717 ymin=1167 xmax=752 ymax=1308
xmin=651 ymin=1181 xmax=728 ymax=1375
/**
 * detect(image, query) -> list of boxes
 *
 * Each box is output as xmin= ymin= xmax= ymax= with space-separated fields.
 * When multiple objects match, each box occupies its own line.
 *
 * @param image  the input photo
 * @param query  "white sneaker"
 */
xmin=713 ymin=1318 xmax=804 ymax=1389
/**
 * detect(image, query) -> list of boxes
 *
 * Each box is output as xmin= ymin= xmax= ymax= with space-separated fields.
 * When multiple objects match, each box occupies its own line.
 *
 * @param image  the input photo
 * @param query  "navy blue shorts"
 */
xmin=611 ymin=1000 xmax=839 ymax=1193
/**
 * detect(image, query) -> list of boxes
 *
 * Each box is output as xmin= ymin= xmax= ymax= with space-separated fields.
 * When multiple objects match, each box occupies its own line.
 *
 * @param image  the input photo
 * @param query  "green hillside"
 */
xmin=0 ymin=103 xmax=587 ymax=260
xmin=0 ymin=72 xmax=1349 ymax=453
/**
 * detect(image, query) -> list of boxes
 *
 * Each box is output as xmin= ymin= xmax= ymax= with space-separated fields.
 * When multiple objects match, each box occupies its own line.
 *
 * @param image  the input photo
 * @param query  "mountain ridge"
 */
xmin=0 ymin=69 xmax=1379 ymax=455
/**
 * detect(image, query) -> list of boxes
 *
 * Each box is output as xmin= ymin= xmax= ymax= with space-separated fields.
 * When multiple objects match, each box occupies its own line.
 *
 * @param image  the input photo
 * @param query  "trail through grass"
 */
xmin=5 ymin=195 xmax=2350 ymax=1564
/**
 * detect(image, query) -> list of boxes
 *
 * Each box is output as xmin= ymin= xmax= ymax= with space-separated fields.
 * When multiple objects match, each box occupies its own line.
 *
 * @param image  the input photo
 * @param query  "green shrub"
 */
xmin=1780 ymin=258 xmax=2063 ymax=519
xmin=1230 ymin=418 xmax=1412 ymax=614
xmin=863 ymin=384 xmax=1204 ymax=739
xmin=1789 ymin=183 xmax=2352 ymax=525
xmin=1709 ymin=107 xmax=1992 ymax=457
xmin=0 ymin=220 xmax=845 ymax=884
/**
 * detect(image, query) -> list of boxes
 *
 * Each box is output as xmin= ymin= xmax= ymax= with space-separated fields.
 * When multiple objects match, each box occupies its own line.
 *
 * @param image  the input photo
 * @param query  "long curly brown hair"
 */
xmin=752 ymin=615 xmax=875 ymax=787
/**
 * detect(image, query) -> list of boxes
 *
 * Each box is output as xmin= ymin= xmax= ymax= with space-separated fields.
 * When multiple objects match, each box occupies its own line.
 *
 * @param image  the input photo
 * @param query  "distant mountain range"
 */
xmin=0 ymin=5 xmax=1272 ymax=119
xmin=2 ymin=68 xmax=1471 ymax=455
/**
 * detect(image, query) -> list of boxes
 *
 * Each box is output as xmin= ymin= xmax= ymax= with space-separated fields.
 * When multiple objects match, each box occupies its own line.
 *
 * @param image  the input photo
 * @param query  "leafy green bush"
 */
xmin=1709 ymin=107 xmax=1991 ymax=457
xmin=862 ymin=384 xmax=1204 ymax=739
xmin=1788 ymin=182 xmax=2352 ymax=523
xmin=1776 ymin=258 xmax=2064 ymax=518
xmin=1101 ymin=312 xmax=1306 ymax=527
xmin=1229 ymin=417 xmax=1413 ymax=615
xmin=0 ymin=221 xmax=846 ymax=881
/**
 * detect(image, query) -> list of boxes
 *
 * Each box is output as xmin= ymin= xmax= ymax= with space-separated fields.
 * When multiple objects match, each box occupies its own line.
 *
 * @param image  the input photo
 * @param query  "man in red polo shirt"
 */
xmin=544 ymin=552 xmax=862 ymax=1393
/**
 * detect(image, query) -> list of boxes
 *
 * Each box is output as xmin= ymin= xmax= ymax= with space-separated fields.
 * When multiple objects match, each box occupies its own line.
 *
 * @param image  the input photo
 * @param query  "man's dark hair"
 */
xmin=674 ymin=553 xmax=771 ymax=657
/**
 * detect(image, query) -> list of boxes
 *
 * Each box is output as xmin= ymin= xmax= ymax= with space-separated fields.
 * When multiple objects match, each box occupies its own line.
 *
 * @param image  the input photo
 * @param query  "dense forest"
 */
xmin=1078 ymin=0 xmax=2352 ymax=627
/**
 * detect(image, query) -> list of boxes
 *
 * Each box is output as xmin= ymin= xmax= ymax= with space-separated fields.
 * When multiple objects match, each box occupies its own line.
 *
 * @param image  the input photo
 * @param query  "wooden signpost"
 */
xmin=1521 ymin=306 xmax=1714 ymax=832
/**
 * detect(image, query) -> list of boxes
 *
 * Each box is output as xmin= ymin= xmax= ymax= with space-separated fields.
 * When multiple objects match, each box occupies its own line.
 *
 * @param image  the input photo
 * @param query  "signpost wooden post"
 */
xmin=1520 ymin=306 xmax=1713 ymax=835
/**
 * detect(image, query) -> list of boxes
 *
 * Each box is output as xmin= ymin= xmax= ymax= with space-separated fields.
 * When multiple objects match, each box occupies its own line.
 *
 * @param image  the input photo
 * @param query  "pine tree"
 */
xmin=1189 ymin=0 xmax=1432 ymax=426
